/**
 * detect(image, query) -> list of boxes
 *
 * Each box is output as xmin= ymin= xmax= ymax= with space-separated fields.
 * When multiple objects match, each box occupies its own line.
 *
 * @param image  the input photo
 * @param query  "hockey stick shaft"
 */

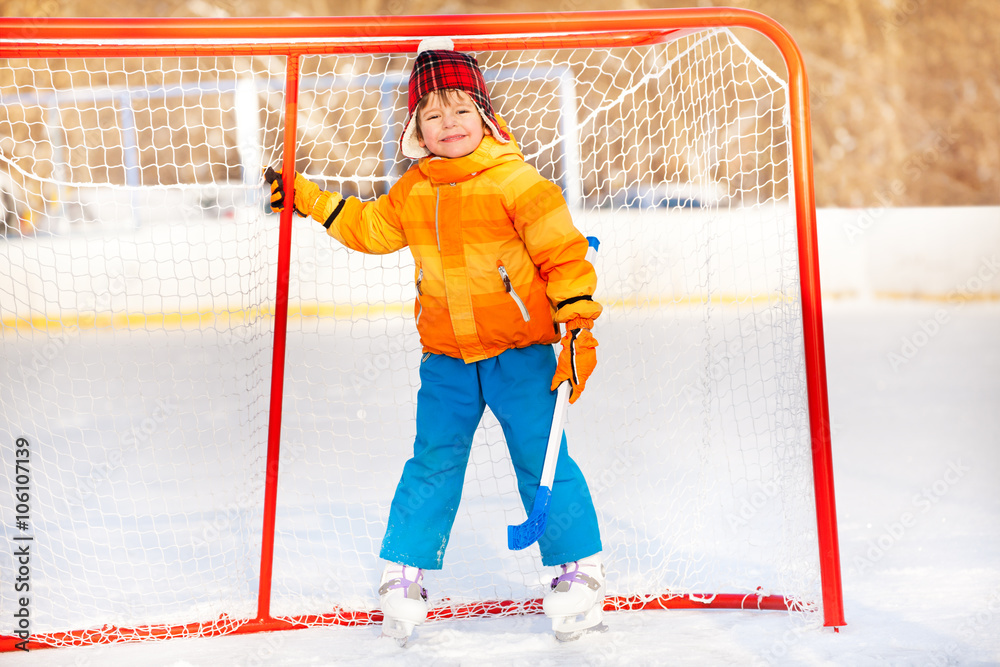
xmin=507 ymin=237 xmax=599 ymax=550
xmin=538 ymin=380 xmax=571 ymax=490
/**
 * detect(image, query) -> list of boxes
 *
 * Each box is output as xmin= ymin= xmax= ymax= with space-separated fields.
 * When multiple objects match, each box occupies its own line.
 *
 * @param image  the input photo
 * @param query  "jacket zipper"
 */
xmin=415 ymin=266 xmax=424 ymax=325
xmin=498 ymin=265 xmax=531 ymax=322
xmin=434 ymin=188 xmax=441 ymax=252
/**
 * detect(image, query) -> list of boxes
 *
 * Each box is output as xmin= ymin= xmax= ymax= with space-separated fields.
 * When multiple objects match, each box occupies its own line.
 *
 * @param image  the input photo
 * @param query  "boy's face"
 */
xmin=416 ymin=89 xmax=487 ymax=159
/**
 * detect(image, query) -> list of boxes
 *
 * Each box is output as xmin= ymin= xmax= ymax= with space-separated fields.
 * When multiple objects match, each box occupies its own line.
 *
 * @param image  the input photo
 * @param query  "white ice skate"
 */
xmin=542 ymin=554 xmax=608 ymax=641
xmin=378 ymin=563 xmax=428 ymax=646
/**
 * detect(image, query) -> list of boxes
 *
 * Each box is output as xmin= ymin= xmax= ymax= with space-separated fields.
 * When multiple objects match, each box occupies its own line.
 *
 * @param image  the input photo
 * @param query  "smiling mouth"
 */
xmin=441 ymin=134 xmax=466 ymax=142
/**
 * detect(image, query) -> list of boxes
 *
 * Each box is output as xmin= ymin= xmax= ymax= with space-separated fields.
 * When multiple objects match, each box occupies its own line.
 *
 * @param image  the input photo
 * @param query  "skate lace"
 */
xmin=550 ymin=561 xmax=596 ymax=590
xmin=383 ymin=566 xmax=428 ymax=600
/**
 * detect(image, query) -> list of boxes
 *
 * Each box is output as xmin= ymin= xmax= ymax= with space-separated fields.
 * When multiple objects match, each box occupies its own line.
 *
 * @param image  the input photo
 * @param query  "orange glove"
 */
xmin=551 ymin=317 xmax=598 ymax=404
xmin=264 ymin=167 xmax=342 ymax=224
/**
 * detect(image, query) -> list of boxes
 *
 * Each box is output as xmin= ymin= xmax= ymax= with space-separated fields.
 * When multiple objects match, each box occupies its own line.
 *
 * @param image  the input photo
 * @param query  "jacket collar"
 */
xmin=417 ymin=123 xmax=524 ymax=185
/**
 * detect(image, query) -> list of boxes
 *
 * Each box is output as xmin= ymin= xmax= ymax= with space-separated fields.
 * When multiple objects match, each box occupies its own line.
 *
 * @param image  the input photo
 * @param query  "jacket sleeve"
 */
xmin=310 ymin=179 xmax=409 ymax=255
xmin=509 ymin=169 xmax=603 ymax=325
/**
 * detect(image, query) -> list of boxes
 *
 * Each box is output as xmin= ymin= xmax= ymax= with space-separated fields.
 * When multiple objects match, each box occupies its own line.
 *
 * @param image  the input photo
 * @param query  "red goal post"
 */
xmin=0 ymin=8 xmax=844 ymax=651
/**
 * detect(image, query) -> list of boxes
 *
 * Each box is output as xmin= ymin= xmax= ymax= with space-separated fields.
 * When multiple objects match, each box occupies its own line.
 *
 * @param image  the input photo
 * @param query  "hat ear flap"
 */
xmin=476 ymin=108 xmax=510 ymax=144
xmin=400 ymin=113 xmax=431 ymax=160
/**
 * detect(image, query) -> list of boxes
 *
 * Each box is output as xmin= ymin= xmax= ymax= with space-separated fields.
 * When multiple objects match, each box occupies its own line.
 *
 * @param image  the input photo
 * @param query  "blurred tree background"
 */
xmin=3 ymin=0 xmax=997 ymax=208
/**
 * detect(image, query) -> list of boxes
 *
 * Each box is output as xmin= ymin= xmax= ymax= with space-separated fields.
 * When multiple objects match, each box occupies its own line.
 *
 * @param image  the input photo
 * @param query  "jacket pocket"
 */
xmin=497 ymin=264 xmax=530 ymax=323
xmin=414 ymin=265 xmax=424 ymax=326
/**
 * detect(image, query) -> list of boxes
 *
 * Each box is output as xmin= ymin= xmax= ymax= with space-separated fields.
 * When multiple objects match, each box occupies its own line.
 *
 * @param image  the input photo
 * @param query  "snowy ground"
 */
xmin=8 ymin=299 xmax=1000 ymax=666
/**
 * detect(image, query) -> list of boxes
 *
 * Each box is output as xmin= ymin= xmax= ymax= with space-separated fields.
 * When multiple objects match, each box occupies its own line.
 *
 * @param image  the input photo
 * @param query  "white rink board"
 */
xmin=1 ymin=206 xmax=800 ymax=323
xmin=3 ymin=206 xmax=997 ymax=325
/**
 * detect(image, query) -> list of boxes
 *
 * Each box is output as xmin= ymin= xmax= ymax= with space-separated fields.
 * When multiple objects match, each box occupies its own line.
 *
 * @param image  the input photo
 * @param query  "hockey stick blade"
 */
xmin=508 ymin=486 xmax=551 ymax=550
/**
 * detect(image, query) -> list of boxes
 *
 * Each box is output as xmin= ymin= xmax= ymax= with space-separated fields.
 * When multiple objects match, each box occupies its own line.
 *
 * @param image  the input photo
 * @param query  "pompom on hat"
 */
xmin=399 ymin=37 xmax=511 ymax=160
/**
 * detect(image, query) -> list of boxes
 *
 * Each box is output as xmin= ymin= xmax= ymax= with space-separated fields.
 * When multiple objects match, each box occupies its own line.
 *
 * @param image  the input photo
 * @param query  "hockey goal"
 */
xmin=0 ymin=9 xmax=844 ymax=650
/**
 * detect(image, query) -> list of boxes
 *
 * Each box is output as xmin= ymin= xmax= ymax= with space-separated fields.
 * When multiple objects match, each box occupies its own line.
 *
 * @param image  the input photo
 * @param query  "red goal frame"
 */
xmin=0 ymin=8 xmax=845 ymax=650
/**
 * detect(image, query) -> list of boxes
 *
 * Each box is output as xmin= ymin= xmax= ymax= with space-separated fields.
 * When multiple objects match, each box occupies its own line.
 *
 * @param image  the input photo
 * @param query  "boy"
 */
xmin=266 ymin=38 xmax=605 ymax=643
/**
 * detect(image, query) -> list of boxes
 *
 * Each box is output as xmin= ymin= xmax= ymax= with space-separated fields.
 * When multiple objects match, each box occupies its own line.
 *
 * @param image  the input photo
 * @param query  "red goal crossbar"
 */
xmin=0 ymin=8 xmax=845 ymax=651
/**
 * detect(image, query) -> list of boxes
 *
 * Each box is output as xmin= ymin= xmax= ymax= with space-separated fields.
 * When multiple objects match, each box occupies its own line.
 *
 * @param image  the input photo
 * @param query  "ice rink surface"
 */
xmin=7 ymin=299 xmax=1000 ymax=666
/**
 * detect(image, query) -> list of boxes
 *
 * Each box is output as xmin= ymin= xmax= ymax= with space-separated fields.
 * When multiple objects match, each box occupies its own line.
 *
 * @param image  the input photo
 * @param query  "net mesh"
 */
xmin=0 ymin=28 xmax=822 ymax=646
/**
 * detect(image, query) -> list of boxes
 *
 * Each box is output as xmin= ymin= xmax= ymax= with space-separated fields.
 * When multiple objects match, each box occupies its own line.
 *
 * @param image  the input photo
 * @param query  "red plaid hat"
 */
xmin=400 ymin=37 xmax=510 ymax=160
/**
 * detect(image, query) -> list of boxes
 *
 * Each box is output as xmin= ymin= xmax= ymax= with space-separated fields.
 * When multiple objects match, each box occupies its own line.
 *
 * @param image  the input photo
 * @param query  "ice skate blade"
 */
xmin=549 ymin=602 xmax=606 ymax=642
xmin=555 ymin=621 xmax=609 ymax=642
xmin=379 ymin=632 xmax=410 ymax=648
xmin=380 ymin=618 xmax=416 ymax=647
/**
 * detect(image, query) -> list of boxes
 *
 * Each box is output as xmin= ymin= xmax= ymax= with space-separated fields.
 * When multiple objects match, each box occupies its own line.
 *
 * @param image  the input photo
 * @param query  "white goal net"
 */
xmin=0 ymin=18 xmax=838 ymax=648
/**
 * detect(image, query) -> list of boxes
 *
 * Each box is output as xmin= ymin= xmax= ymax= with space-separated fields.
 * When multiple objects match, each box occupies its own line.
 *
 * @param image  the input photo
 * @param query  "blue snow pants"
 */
xmin=379 ymin=344 xmax=602 ymax=569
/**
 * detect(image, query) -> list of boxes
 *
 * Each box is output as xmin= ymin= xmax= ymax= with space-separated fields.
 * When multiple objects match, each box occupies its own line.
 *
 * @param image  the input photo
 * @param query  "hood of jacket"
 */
xmin=417 ymin=119 xmax=524 ymax=186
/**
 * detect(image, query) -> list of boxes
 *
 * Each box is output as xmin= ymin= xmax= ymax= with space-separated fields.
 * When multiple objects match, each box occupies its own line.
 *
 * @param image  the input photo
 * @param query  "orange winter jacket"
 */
xmin=319 ymin=132 xmax=602 ymax=363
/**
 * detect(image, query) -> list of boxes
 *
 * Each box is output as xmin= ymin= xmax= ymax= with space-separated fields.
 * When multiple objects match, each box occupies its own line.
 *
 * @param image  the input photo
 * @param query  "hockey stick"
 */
xmin=508 ymin=236 xmax=599 ymax=551
xmin=507 ymin=380 xmax=570 ymax=550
